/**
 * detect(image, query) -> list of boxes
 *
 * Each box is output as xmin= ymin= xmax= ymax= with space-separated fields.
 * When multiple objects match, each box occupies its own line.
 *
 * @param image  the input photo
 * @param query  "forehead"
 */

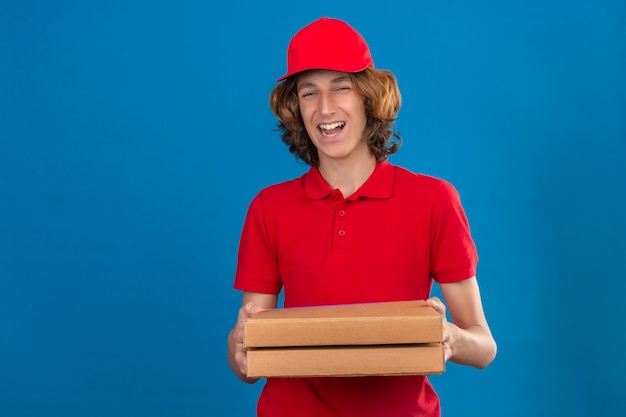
xmin=296 ymin=69 xmax=352 ymax=88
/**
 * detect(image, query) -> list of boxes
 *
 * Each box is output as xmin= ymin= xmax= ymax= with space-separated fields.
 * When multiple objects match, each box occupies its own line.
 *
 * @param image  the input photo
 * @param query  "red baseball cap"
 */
xmin=276 ymin=17 xmax=374 ymax=82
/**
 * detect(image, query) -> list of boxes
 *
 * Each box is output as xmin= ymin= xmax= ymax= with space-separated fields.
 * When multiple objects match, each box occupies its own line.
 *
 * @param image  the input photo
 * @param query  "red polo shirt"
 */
xmin=234 ymin=161 xmax=478 ymax=417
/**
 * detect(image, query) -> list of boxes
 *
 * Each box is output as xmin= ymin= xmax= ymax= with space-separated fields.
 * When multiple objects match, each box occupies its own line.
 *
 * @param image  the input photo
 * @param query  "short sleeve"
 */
xmin=429 ymin=181 xmax=478 ymax=283
xmin=234 ymin=192 xmax=283 ymax=294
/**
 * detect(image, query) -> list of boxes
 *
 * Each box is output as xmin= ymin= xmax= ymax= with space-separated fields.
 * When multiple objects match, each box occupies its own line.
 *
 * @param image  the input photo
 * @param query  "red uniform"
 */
xmin=235 ymin=161 xmax=478 ymax=417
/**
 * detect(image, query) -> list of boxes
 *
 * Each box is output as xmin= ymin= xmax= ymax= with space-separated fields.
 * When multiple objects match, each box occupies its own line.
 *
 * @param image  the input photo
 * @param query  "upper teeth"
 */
xmin=320 ymin=122 xmax=345 ymax=130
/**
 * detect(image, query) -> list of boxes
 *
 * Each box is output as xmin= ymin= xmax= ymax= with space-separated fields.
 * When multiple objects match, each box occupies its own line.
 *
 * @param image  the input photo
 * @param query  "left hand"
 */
xmin=425 ymin=297 xmax=455 ymax=362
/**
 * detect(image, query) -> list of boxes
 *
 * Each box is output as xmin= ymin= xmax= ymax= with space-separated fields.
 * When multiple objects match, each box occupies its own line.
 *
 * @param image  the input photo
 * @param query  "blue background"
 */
xmin=2 ymin=0 xmax=625 ymax=416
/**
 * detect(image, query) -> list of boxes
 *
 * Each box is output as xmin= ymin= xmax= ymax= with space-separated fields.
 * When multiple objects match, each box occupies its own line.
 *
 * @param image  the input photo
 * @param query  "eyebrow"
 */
xmin=297 ymin=76 xmax=352 ymax=92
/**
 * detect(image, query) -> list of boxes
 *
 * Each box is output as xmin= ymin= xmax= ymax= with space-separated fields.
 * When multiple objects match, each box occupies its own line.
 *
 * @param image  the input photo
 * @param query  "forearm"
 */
xmin=447 ymin=323 xmax=497 ymax=369
xmin=434 ymin=278 xmax=497 ymax=369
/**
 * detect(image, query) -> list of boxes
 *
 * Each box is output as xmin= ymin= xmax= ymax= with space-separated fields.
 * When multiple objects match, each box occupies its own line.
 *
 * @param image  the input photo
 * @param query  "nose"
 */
xmin=318 ymin=92 xmax=336 ymax=115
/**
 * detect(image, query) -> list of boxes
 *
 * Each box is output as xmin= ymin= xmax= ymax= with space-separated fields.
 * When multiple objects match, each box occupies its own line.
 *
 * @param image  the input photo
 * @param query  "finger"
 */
xmin=232 ymin=325 xmax=245 ymax=344
xmin=235 ymin=351 xmax=248 ymax=373
xmin=443 ymin=344 xmax=452 ymax=362
xmin=237 ymin=304 xmax=259 ymax=325
xmin=243 ymin=302 xmax=264 ymax=316
xmin=425 ymin=297 xmax=446 ymax=316
xmin=425 ymin=296 xmax=441 ymax=307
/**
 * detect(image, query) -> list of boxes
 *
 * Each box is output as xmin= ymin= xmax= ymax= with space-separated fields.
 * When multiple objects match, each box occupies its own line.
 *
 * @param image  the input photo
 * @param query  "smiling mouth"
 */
xmin=319 ymin=122 xmax=345 ymax=137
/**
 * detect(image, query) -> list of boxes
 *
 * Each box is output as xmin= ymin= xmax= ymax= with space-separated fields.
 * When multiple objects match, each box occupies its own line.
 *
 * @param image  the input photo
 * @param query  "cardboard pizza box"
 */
xmin=244 ymin=300 xmax=442 ymax=348
xmin=246 ymin=343 xmax=444 ymax=378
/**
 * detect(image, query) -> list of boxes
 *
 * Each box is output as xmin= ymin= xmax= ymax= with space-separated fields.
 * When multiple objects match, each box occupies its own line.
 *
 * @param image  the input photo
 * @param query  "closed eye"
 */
xmin=300 ymin=90 xmax=317 ymax=98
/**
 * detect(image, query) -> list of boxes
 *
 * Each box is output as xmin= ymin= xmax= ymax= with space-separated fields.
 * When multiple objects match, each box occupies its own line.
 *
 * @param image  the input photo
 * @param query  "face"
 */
xmin=296 ymin=70 xmax=370 ymax=166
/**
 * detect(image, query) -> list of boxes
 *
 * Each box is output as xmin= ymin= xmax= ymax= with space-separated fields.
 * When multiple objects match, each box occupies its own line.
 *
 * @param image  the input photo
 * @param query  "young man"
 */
xmin=227 ymin=17 xmax=496 ymax=417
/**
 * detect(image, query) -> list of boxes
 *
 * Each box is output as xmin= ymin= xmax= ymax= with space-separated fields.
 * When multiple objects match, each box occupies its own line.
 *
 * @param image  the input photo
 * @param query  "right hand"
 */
xmin=228 ymin=302 xmax=264 ymax=380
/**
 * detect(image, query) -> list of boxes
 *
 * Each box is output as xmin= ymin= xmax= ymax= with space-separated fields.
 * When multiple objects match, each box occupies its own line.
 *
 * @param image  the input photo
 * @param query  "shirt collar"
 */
xmin=304 ymin=161 xmax=394 ymax=200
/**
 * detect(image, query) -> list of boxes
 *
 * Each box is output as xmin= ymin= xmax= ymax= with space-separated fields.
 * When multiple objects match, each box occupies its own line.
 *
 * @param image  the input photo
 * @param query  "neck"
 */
xmin=318 ymin=154 xmax=377 ymax=197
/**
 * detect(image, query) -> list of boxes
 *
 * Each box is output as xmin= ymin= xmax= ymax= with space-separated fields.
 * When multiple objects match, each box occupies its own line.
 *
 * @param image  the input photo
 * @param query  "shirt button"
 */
xmin=338 ymin=229 xmax=346 ymax=236
xmin=338 ymin=210 xmax=345 ymax=216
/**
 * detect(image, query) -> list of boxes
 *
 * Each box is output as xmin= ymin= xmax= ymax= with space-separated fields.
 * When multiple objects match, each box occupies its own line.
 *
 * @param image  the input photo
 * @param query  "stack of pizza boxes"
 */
xmin=244 ymin=300 xmax=444 ymax=378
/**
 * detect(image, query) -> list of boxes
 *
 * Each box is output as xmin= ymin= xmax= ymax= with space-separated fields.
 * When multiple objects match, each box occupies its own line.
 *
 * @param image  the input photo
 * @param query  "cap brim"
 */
xmin=276 ymin=63 xmax=372 ymax=83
